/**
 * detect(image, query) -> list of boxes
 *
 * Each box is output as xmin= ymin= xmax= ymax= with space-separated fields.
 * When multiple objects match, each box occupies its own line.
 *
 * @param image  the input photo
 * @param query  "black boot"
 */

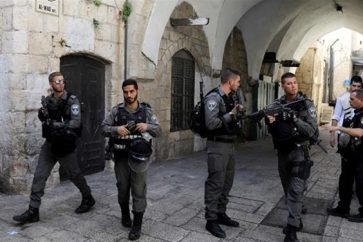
xmin=217 ymin=212 xmax=239 ymax=227
xmin=13 ymin=206 xmax=39 ymax=223
xmin=205 ymin=220 xmax=226 ymax=238
xmin=128 ymin=211 xmax=143 ymax=240
xmin=75 ymin=194 xmax=95 ymax=214
xmin=283 ymin=219 xmax=303 ymax=234
xmin=284 ymin=225 xmax=300 ymax=242
xmin=121 ymin=204 xmax=132 ymax=227
xmin=327 ymin=206 xmax=350 ymax=218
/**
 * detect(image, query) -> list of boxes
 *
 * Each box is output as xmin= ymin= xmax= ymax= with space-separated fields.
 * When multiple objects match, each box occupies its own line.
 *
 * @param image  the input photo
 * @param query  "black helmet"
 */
xmin=128 ymin=138 xmax=152 ymax=173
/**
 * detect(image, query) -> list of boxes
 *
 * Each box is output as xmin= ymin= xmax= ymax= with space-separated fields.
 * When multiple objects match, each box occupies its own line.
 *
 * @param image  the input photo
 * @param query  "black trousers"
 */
xmin=353 ymin=156 xmax=363 ymax=214
xmin=337 ymin=157 xmax=355 ymax=211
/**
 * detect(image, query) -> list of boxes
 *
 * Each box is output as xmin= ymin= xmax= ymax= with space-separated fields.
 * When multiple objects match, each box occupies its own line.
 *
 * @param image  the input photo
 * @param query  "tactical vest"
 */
xmin=111 ymin=103 xmax=148 ymax=159
xmin=208 ymin=91 xmax=238 ymax=137
xmin=341 ymin=92 xmax=354 ymax=120
xmin=42 ymin=93 xmax=73 ymax=140
xmin=270 ymin=95 xmax=308 ymax=151
xmin=350 ymin=108 xmax=363 ymax=153
xmin=47 ymin=95 xmax=71 ymax=122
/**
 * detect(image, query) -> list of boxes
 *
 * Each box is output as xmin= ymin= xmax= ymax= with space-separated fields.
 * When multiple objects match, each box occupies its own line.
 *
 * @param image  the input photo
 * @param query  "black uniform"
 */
xmin=29 ymin=91 xmax=92 ymax=209
xmin=267 ymin=93 xmax=317 ymax=228
xmin=350 ymin=108 xmax=363 ymax=216
xmin=101 ymin=102 xmax=161 ymax=213
xmin=204 ymin=86 xmax=242 ymax=221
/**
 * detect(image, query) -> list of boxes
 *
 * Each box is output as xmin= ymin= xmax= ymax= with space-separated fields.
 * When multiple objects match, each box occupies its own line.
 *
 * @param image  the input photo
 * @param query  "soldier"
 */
xmin=329 ymin=89 xmax=363 ymax=222
xmin=204 ymin=68 xmax=243 ymax=238
xmin=13 ymin=72 xmax=95 ymax=224
xmin=265 ymin=72 xmax=318 ymax=242
xmin=101 ymin=79 xmax=161 ymax=240
xmin=327 ymin=76 xmax=362 ymax=218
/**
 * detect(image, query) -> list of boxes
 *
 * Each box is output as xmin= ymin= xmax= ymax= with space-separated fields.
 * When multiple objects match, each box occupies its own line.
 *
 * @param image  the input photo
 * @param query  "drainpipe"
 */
xmin=124 ymin=21 xmax=128 ymax=80
xmin=328 ymin=38 xmax=339 ymax=102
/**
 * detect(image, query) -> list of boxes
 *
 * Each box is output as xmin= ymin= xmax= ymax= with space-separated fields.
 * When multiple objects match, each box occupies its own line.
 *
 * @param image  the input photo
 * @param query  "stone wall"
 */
xmin=295 ymin=47 xmax=324 ymax=122
xmin=0 ymin=0 xmax=123 ymax=193
xmin=149 ymin=2 xmax=212 ymax=160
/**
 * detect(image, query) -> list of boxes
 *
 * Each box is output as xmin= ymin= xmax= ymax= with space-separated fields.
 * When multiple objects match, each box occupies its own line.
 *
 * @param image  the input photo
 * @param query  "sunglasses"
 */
xmin=53 ymin=79 xmax=65 ymax=84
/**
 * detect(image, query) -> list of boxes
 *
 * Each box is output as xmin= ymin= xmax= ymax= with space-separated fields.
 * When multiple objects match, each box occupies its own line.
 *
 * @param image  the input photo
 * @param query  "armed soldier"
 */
xmin=101 ymin=79 xmax=161 ymax=241
xmin=265 ymin=72 xmax=318 ymax=242
xmin=329 ymin=89 xmax=363 ymax=222
xmin=203 ymin=68 xmax=243 ymax=238
xmin=13 ymin=72 xmax=95 ymax=224
xmin=327 ymin=76 xmax=362 ymax=218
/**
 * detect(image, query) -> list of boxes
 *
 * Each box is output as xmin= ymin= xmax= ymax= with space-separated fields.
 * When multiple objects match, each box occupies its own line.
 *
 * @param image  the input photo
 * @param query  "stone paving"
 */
xmin=1 ymin=127 xmax=363 ymax=242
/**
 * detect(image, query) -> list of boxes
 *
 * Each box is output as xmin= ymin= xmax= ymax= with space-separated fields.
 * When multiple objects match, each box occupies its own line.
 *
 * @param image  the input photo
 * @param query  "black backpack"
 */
xmin=189 ymin=85 xmax=217 ymax=138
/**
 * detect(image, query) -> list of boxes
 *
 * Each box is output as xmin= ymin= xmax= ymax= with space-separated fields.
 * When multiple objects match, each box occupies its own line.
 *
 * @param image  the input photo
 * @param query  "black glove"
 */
xmin=282 ymin=110 xmax=297 ymax=122
xmin=38 ymin=108 xmax=46 ymax=122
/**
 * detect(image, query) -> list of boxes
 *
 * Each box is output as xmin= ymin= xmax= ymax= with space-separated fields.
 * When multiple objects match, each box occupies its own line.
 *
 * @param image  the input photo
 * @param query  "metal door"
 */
xmin=60 ymin=55 xmax=105 ymax=177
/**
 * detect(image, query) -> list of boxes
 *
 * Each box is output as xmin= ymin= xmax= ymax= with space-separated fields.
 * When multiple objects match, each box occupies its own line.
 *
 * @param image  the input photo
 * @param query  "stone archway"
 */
xmin=151 ymin=2 xmax=212 ymax=159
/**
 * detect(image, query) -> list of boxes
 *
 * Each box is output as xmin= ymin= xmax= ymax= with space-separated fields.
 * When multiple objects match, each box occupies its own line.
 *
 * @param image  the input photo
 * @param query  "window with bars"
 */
xmin=171 ymin=50 xmax=195 ymax=132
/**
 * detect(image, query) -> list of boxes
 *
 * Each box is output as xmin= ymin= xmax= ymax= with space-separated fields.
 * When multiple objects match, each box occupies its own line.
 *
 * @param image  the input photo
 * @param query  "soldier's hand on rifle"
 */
xmin=282 ymin=110 xmax=297 ymax=122
xmin=117 ymin=125 xmax=130 ymax=137
xmin=135 ymin=123 xmax=148 ymax=133
xmin=266 ymin=115 xmax=276 ymax=124
xmin=230 ymin=104 xmax=244 ymax=120
xmin=38 ymin=108 xmax=47 ymax=122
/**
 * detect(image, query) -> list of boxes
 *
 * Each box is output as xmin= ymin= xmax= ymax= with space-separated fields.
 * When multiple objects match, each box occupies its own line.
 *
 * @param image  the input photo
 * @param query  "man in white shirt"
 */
xmin=327 ymin=75 xmax=362 ymax=217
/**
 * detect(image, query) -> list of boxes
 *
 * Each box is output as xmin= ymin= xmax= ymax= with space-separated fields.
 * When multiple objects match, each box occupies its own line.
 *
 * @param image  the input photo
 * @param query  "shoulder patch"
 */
xmin=207 ymin=100 xmax=217 ymax=111
xmin=71 ymin=104 xmax=80 ymax=115
xmin=308 ymin=106 xmax=317 ymax=118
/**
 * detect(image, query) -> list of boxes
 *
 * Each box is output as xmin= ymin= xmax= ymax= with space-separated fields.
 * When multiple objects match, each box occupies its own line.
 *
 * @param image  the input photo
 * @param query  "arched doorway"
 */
xmin=60 ymin=55 xmax=106 ymax=178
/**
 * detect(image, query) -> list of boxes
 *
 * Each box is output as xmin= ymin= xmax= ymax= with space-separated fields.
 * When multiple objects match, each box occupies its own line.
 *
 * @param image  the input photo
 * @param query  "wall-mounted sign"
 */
xmin=35 ymin=0 xmax=59 ymax=16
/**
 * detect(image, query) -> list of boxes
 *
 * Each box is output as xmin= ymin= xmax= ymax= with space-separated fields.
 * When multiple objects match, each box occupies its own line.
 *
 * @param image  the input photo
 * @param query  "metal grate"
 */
xmin=171 ymin=51 xmax=195 ymax=132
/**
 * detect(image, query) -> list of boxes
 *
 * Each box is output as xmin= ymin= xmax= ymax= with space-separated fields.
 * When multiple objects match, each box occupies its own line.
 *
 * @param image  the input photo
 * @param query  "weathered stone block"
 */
xmin=8 ymin=54 xmax=28 ymax=73
xmin=7 ymin=72 xmax=26 ymax=90
xmin=13 ymin=6 xmax=28 ymax=30
xmin=63 ymin=0 xmax=80 ymax=16
xmin=44 ymin=14 xmax=59 ymax=32
xmin=62 ymin=17 xmax=95 ymax=51
xmin=29 ymin=32 xmax=52 ymax=55
xmin=0 ymin=7 xmax=13 ymax=31
xmin=2 ymin=31 xmax=28 ymax=54
xmin=28 ymin=10 xmax=44 ymax=32
xmin=28 ymin=55 xmax=49 ymax=73
xmin=94 ymin=40 xmax=117 ymax=62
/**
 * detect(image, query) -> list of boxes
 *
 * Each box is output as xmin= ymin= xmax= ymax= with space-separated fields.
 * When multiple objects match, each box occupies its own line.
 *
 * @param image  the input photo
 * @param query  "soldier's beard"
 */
xmin=125 ymin=95 xmax=138 ymax=105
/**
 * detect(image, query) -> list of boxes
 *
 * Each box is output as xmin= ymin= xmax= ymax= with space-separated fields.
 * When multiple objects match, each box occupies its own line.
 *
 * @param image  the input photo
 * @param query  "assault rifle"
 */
xmin=247 ymin=99 xmax=306 ymax=122
xmin=40 ymin=96 xmax=52 ymax=126
xmin=247 ymin=98 xmax=328 ymax=153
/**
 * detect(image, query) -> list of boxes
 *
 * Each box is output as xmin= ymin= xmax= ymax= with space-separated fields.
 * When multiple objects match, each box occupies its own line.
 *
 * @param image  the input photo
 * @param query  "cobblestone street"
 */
xmin=1 ymin=127 xmax=363 ymax=242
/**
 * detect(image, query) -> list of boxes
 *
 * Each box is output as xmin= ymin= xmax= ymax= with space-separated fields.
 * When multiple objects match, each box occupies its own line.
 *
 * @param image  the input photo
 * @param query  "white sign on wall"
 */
xmin=35 ymin=0 xmax=59 ymax=16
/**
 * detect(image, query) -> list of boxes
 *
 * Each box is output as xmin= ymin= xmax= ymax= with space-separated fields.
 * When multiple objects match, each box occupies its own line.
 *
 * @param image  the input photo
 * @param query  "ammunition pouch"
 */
xmin=42 ymin=123 xmax=53 ymax=140
xmin=290 ymin=146 xmax=313 ymax=179
xmin=111 ymin=135 xmax=143 ymax=160
xmin=50 ymin=127 xmax=77 ymax=157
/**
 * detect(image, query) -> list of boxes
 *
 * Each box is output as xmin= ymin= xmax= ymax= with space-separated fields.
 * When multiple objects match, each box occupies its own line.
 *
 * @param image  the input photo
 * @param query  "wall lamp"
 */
xmin=335 ymin=2 xmax=343 ymax=13
xmin=170 ymin=17 xmax=209 ymax=26
xmin=280 ymin=60 xmax=300 ymax=67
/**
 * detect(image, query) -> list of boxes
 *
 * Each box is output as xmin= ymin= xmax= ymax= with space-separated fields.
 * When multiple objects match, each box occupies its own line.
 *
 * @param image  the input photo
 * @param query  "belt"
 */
xmin=208 ymin=136 xmax=235 ymax=143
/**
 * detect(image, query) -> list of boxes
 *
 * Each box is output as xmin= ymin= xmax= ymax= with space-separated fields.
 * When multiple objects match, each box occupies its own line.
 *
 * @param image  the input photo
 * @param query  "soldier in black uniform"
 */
xmin=265 ymin=72 xmax=317 ymax=242
xmin=13 ymin=72 xmax=95 ymax=224
xmin=329 ymin=89 xmax=363 ymax=223
xmin=203 ymin=68 xmax=243 ymax=238
xmin=101 ymin=79 xmax=161 ymax=240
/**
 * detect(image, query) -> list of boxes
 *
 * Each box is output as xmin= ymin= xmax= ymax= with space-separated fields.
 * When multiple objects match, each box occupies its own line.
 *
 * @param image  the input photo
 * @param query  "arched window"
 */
xmin=171 ymin=50 xmax=195 ymax=132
